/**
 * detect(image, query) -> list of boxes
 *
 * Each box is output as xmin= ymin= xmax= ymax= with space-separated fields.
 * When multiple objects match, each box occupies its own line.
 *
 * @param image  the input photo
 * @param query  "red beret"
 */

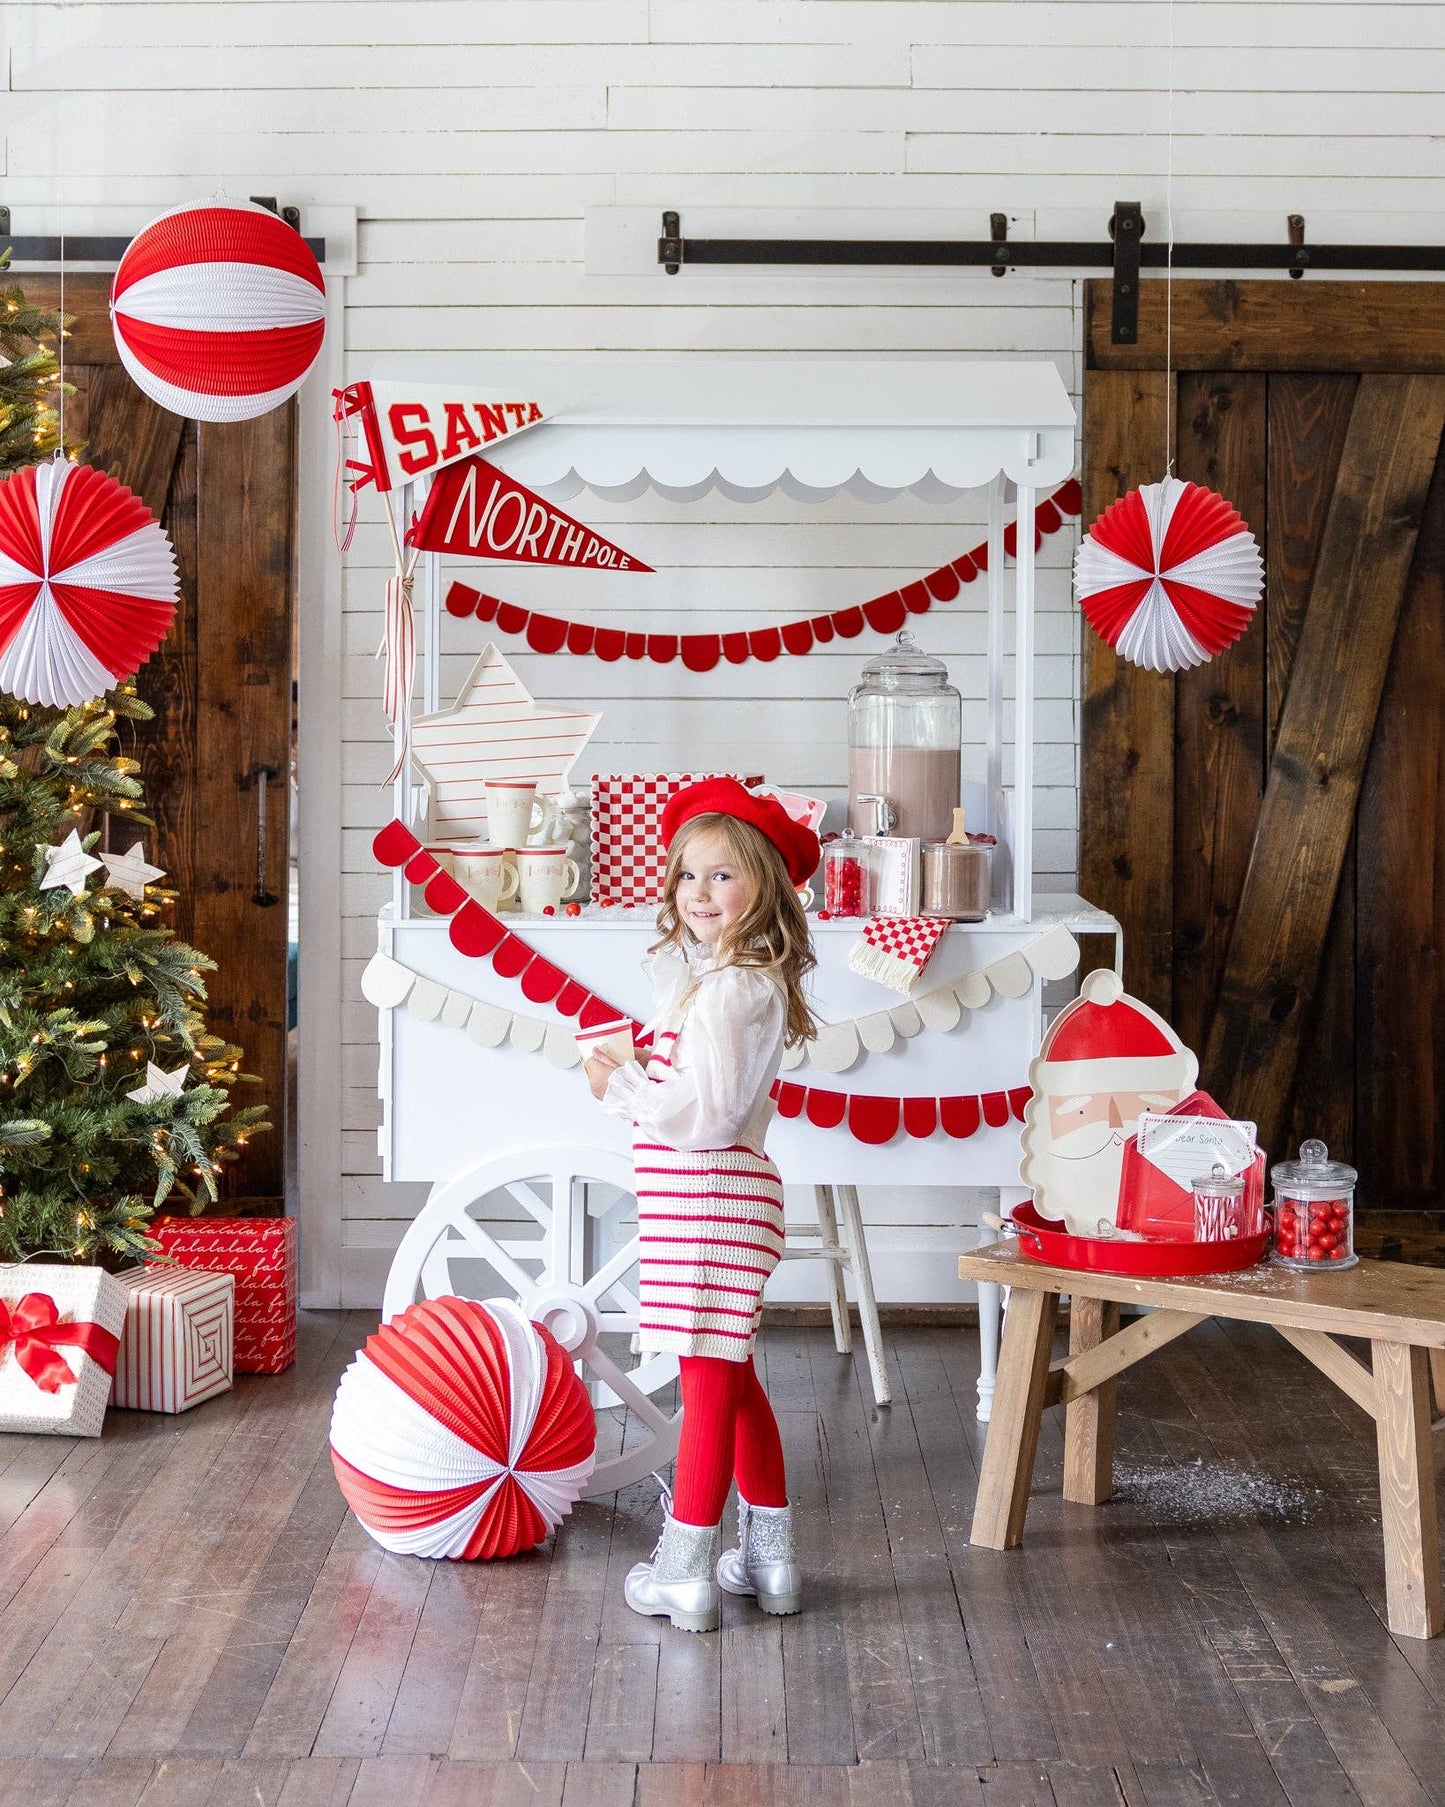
xmin=660 ymin=778 xmax=821 ymax=888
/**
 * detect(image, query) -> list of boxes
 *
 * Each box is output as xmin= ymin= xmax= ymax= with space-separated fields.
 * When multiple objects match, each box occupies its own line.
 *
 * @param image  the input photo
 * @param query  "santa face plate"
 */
xmin=1018 ymin=969 xmax=1199 ymax=1237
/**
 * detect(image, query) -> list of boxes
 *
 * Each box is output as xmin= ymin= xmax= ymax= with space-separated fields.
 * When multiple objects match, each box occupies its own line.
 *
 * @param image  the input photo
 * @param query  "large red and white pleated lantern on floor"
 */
xmin=1075 ymin=475 xmax=1264 ymax=673
xmin=110 ymin=198 xmax=326 ymax=422
xmin=0 ymin=459 xmax=179 ymax=707
xmin=329 ymin=1296 xmax=597 ymax=1561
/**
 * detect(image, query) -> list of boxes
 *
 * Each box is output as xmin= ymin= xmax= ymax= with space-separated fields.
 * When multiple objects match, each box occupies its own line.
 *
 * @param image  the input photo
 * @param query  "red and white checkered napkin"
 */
xmin=589 ymin=773 xmax=763 ymax=907
xmin=847 ymin=915 xmax=951 ymax=993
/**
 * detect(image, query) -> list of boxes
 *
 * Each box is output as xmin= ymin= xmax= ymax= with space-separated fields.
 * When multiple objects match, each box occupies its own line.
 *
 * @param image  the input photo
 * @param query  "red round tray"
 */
xmin=1008 ymin=1201 xmax=1270 ymax=1277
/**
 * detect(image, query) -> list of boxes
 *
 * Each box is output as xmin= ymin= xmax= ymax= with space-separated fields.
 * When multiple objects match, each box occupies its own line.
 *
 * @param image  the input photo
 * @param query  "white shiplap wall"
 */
xmin=8 ymin=1 xmax=1443 ymax=1306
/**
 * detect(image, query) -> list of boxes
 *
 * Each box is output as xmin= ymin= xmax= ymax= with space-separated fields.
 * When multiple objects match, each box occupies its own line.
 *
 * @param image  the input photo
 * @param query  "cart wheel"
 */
xmin=382 ymin=1142 xmax=680 ymax=1497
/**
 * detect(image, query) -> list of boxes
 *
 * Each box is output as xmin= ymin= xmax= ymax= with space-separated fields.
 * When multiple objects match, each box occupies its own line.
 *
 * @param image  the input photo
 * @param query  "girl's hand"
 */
xmin=584 ymin=1049 xmax=623 ymax=1101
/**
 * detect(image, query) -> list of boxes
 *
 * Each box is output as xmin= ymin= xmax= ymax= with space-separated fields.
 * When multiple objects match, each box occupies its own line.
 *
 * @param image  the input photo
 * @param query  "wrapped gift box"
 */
xmin=0 ymin=1264 xmax=127 ymax=1437
xmin=113 ymin=1266 xmax=234 ymax=1412
xmin=590 ymin=773 xmax=764 ymax=906
xmin=148 ymin=1217 xmax=296 ymax=1374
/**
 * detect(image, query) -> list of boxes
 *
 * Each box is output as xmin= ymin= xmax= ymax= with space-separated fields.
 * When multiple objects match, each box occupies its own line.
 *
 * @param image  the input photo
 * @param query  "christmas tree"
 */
xmin=0 ymin=264 xmax=269 ymax=1265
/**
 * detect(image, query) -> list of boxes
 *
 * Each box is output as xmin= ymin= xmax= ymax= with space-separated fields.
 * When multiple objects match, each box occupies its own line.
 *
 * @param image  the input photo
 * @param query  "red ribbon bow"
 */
xmin=0 ymin=1293 xmax=120 ymax=1394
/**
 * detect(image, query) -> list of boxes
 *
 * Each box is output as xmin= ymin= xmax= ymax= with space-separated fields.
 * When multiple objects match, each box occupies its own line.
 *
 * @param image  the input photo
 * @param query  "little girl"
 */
xmin=584 ymin=778 xmax=819 ymax=1634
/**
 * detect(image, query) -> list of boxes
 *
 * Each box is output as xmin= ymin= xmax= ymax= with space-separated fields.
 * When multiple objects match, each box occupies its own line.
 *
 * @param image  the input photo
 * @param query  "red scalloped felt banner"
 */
xmin=443 ymin=480 xmax=1082 ymax=666
xmin=770 ymin=1079 xmax=1030 ymax=1145
xmin=374 ymin=818 xmax=1032 ymax=1146
xmin=372 ymin=820 xmax=647 ymax=1041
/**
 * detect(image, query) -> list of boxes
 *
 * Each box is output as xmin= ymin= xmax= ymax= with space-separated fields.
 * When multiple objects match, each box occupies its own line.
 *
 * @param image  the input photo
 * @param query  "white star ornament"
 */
xmin=100 ymin=843 xmax=167 ymax=900
xmin=126 ymin=1061 xmax=189 ymax=1105
xmin=39 ymin=829 xmax=103 ymax=899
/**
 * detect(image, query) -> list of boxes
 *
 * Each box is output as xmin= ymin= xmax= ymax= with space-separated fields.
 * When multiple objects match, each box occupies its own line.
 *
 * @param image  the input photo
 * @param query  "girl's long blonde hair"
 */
xmin=652 ymin=813 xmax=817 ymax=1048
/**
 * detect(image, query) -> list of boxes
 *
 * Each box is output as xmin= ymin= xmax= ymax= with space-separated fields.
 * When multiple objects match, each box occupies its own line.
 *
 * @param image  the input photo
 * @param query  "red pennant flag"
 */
xmin=407 ymin=455 xmax=653 ymax=572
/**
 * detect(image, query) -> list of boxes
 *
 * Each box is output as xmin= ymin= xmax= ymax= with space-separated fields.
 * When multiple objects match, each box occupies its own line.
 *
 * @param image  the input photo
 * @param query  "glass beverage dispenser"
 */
xmin=847 ymin=630 xmax=962 ymax=845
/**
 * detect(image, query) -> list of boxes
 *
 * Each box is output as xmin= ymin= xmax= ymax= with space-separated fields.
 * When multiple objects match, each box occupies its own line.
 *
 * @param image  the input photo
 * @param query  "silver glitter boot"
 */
xmin=624 ymin=1497 xmax=721 ymax=1634
xmin=716 ymin=1499 xmax=802 ymax=1616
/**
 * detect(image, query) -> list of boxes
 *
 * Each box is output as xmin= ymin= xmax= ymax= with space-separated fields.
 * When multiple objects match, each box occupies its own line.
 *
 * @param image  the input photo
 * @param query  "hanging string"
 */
xmin=215 ymin=0 xmax=227 ymax=196
xmin=1163 ymin=0 xmax=1176 ymax=478
xmin=56 ymin=0 xmax=67 ymax=456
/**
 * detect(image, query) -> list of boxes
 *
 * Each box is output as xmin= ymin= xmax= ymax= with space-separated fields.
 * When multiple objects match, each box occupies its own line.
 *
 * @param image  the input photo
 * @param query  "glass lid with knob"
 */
xmin=847 ymin=629 xmax=962 ymax=844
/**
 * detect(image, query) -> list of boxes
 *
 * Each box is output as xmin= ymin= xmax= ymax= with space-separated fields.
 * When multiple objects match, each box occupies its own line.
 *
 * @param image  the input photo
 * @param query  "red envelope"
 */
xmin=1115 ymin=1090 xmax=1266 ymax=1242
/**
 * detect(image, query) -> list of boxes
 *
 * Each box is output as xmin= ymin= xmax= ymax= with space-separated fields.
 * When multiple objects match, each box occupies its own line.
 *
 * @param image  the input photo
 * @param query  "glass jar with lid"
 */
xmin=1191 ymin=1167 xmax=1256 ymax=1242
xmin=847 ymin=629 xmax=962 ymax=846
xmin=822 ymin=830 xmax=871 ymax=918
xmin=1270 ymin=1139 xmax=1358 ymax=1270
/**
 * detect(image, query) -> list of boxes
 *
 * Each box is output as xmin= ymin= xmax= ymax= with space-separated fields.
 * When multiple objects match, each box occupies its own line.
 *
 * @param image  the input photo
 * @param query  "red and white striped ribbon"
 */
xmin=381 ymin=569 xmax=416 ymax=785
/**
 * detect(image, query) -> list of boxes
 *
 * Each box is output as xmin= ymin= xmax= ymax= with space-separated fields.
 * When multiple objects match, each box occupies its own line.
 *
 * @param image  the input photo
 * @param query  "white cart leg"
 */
xmin=836 ymin=1183 xmax=891 ymax=1407
xmin=977 ymin=1188 xmax=1026 ymax=1422
xmin=813 ymin=1185 xmax=852 ymax=1355
xmin=976 ymin=1280 xmax=1002 ymax=1424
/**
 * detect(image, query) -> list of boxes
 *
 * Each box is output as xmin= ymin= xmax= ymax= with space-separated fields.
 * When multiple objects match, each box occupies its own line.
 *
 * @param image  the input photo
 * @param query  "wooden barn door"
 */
xmin=1082 ymin=282 xmax=1445 ymax=1249
xmin=26 ymin=273 xmax=294 ymax=1209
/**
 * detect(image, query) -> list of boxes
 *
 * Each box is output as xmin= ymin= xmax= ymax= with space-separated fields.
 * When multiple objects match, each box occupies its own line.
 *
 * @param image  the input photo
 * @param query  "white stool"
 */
xmin=780 ymin=1185 xmax=891 ymax=1406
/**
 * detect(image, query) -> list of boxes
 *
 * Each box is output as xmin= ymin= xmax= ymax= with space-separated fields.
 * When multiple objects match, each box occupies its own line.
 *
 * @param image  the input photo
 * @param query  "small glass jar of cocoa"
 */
xmin=921 ymin=808 xmax=994 ymax=921
xmin=1270 ymin=1139 xmax=1358 ymax=1271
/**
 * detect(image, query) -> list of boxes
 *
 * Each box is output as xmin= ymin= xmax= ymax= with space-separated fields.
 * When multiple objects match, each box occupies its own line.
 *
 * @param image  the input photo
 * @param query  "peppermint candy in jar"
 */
xmin=1191 ymin=1166 xmax=1253 ymax=1242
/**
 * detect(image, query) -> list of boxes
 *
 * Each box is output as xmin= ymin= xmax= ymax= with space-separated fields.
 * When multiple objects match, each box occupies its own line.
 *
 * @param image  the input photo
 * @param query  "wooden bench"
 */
xmin=957 ymin=1242 xmax=1445 ymax=1639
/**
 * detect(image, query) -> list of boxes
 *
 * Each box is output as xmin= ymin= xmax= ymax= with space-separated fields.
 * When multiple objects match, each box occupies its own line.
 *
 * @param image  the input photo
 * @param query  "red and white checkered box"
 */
xmin=112 ymin=1266 xmax=234 ymax=1414
xmin=589 ymin=773 xmax=764 ymax=906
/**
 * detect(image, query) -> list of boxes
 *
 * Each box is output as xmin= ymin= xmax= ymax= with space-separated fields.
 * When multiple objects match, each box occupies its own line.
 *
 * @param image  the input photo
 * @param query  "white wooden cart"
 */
xmin=365 ymin=357 xmax=1115 ymax=1492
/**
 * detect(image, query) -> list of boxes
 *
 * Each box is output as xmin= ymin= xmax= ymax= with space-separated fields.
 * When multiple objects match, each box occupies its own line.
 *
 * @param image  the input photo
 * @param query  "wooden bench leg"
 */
xmin=1063 ymin=1296 xmax=1121 ymax=1506
xmin=1371 ymin=1339 xmax=1443 ymax=1639
xmin=970 ymin=1288 xmax=1060 ymax=1551
xmin=1428 ymin=1347 xmax=1445 ymax=1420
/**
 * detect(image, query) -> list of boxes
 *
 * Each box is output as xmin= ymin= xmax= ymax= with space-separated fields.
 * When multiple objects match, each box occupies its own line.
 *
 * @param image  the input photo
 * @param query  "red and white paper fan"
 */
xmin=110 ymin=198 xmax=326 ymax=422
xmin=1075 ymin=476 xmax=1264 ymax=673
xmin=329 ymin=1296 xmax=596 ymax=1561
xmin=0 ymin=460 xmax=179 ymax=707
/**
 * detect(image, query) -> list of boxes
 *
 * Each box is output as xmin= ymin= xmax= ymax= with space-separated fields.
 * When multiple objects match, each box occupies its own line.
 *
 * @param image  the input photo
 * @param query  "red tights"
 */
xmin=671 ymin=1355 xmax=788 ymax=1527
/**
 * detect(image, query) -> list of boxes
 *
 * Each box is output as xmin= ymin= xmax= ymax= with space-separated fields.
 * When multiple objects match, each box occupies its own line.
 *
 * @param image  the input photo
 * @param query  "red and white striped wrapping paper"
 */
xmin=148 ymin=1217 xmax=297 ymax=1374
xmin=589 ymin=773 xmax=765 ymax=907
xmin=112 ymin=1266 xmax=234 ymax=1413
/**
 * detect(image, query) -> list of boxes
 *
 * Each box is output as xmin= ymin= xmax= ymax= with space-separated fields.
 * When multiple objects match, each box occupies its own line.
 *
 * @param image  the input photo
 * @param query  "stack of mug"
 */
xmin=429 ymin=780 xmax=581 ymax=915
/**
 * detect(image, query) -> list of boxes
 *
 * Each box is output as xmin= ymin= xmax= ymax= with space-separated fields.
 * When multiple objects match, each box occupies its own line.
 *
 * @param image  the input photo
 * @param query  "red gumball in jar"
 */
xmin=823 ymin=832 xmax=871 ymax=919
xmin=1269 ymin=1139 xmax=1357 ymax=1272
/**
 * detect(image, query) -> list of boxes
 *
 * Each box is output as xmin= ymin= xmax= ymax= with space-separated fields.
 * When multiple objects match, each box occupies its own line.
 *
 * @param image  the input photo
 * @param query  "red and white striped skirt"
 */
xmin=632 ymin=1136 xmax=786 ymax=1362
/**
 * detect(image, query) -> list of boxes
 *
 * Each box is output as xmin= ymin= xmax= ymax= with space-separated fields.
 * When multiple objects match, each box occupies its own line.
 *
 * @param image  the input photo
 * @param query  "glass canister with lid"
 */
xmin=822 ymin=830 xmax=871 ymax=918
xmin=1270 ymin=1139 xmax=1358 ymax=1270
xmin=847 ymin=629 xmax=962 ymax=846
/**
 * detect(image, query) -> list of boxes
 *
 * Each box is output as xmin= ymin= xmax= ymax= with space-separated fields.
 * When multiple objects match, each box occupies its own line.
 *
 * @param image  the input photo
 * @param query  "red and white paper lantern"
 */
xmin=1074 ymin=475 xmax=1264 ymax=673
xmin=0 ymin=459 xmax=179 ymax=707
xmin=330 ymin=1296 xmax=596 ymax=1560
xmin=110 ymin=198 xmax=326 ymax=422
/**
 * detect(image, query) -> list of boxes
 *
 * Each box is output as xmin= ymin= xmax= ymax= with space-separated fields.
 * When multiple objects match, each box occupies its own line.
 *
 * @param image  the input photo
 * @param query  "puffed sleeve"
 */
xmin=639 ymin=947 xmax=691 ymax=1037
xmin=602 ymin=964 xmax=785 ymax=1151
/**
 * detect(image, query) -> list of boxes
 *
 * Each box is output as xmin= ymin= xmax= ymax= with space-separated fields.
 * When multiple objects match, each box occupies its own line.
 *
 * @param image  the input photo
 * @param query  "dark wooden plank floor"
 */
xmin=1 ymin=1309 xmax=1443 ymax=1806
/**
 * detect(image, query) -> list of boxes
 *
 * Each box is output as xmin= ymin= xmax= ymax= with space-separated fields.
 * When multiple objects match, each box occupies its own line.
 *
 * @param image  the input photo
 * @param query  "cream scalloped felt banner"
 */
xmin=362 ymin=921 xmax=1078 ymax=1080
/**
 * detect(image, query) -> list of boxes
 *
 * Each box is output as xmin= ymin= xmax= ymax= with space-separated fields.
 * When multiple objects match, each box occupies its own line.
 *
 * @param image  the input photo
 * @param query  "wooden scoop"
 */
xmin=946 ymin=807 xmax=969 ymax=846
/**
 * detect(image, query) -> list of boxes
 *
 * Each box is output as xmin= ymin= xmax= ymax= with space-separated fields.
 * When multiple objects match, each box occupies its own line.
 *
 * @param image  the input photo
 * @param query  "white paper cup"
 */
xmin=447 ymin=844 xmax=519 ymax=911
xmin=513 ymin=844 xmax=580 ymax=914
xmin=485 ymin=781 xmax=563 ymax=850
xmin=574 ymin=1019 xmax=636 ymax=1066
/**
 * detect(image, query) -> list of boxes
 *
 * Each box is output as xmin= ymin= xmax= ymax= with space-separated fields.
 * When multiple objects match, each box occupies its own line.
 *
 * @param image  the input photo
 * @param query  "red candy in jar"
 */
xmin=823 ymin=832 xmax=870 ymax=919
xmin=1269 ymin=1139 xmax=1357 ymax=1272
